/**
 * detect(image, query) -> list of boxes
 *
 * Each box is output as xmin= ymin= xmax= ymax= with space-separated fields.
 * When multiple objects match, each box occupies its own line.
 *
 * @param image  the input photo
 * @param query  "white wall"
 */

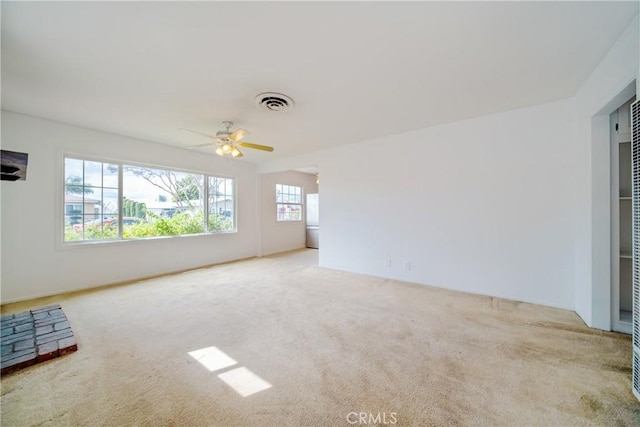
xmin=318 ymin=98 xmax=577 ymax=310
xmin=256 ymin=14 xmax=639 ymax=326
xmin=1 ymin=112 xmax=258 ymax=303
xmin=572 ymin=15 xmax=638 ymax=329
xmin=260 ymin=170 xmax=318 ymax=256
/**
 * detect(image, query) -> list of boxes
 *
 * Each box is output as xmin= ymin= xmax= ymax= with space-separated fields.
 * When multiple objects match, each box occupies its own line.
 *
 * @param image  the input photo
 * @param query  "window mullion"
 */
xmin=204 ymin=176 xmax=209 ymax=233
xmin=82 ymin=160 xmax=87 ymax=239
xmin=118 ymin=162 xmax=123 ymax=240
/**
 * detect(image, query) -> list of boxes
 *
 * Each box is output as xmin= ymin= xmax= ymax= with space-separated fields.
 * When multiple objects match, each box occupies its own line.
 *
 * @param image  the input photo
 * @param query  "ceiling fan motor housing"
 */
xmin=215 ymin=130 xmax=232 ymax=141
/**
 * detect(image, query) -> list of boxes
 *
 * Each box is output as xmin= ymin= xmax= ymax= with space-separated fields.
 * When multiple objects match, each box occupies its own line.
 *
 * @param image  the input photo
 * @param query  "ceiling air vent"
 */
xmin=255 ymin=92 xmax=295 ymax=112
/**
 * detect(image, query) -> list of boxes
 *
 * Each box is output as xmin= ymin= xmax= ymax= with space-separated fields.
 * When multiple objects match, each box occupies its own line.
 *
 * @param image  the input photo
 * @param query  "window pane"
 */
xmin=275 ymin=184 xmax=303 ymax=221
xmin=65 ymin=158 xmax=83 ymax=180
xmin=64 ymin=157 xmax=121 ymax=243
xmin=208 ymin=176 xmax=234 ymax=232
xmin=84 ymin=161 xmax=103 ymax=187
xmin=103 ymin=164 xmax=119 ymax=188
xmin=86 ymin=188 xmax=102 ymax=217
xmin=123 ymin=165 xmax=204 ymax=238
xmin=85 ymin=216 xmax=118 ymax=241
xmin=277 ymin=203 xmax=302 ymax=221
xmin=103 ymin=188 xmax=118 ymax=218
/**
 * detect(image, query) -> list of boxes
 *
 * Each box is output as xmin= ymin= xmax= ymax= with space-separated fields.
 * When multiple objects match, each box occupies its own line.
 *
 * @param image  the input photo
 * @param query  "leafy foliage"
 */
xmin=123 ymin=198 xmax=147 ymax=219
xmin=65 ymin=210 xmax=233 ymax=241
xmin=65 ymin=176 xmax=94 ymax=195
xmin=173 ymin=175 xmax=201 ymax=203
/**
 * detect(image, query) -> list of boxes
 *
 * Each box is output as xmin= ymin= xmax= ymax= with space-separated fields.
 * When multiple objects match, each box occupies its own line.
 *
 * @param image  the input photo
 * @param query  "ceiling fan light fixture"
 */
xmin=183 ymin=121 xmax=274 ymax=157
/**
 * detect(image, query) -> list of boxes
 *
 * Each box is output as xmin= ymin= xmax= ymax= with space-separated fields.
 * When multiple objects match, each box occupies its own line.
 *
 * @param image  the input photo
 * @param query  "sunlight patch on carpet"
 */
xmin=217 ymin=367 xmax=272 ymax=397
xmin=188 ymin=346 xmax=272 ymax=397
xmin=188 ymin=346 xmax=237 ymax=372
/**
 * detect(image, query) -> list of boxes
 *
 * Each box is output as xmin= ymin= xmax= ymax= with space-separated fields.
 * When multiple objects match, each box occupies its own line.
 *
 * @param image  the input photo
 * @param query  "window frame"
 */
xmin=61 ymin=154 xmax=237 ymax=246
xmin=275 ymin=183 xmax=303 ymax=222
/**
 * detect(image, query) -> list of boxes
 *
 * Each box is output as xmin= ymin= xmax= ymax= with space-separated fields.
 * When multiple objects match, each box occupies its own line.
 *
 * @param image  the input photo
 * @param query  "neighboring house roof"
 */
xmin=65 ymin=195 xmax=231 ymax=208
xmin=65 ymin=194 xmax=100 ymax=204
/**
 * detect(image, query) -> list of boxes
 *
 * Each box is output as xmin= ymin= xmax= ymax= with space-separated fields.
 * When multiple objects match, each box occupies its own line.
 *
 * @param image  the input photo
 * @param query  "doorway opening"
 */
xmin=611 ymin=94 xmax=635 ymax=334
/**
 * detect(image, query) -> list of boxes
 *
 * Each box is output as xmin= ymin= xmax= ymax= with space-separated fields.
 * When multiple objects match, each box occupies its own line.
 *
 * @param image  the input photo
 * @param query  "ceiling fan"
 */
xmin=180 ymin=121 xmax=274 ymax=158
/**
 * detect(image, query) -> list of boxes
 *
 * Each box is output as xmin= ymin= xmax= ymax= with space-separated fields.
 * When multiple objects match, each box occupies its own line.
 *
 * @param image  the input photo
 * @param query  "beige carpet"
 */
xmin=1 ymin=254 xmax=638 ymax=426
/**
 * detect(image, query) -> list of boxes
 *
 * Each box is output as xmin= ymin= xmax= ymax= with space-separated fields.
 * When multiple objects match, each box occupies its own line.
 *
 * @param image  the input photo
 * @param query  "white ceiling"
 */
xmin=2 ymin=1 xmax=637 ymax=163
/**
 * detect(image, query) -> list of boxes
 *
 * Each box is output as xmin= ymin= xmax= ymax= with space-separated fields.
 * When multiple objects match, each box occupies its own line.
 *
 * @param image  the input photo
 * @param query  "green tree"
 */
xmin=174 ymin=175 xmax=200 ymax=203
xmin=134 ymin=203 xmax=146 ymax=219
xmin=157 ymin=194 xmax=167 ymax=202
xmin=65 ymin=176 xmax=94 ymax=195
xmin=123 ymin=166 xmax=202 ymax=209
xmin=123 ymin=198 xmax=147 ymax=219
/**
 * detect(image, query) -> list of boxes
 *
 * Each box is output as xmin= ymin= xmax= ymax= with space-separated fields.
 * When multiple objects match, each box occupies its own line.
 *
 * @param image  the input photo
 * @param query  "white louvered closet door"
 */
xmin=632 ymin=99 xmax=640 ymax=401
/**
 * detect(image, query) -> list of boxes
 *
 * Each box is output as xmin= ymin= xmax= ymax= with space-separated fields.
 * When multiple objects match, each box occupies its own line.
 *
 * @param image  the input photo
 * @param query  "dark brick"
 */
xmin=14 ymin=322 xmax=34 ymax=333
xmin=30 ymin=305 xmax=61 ymax=314
xmin=35 ymin=329 xmax=73 ymax=345
xmin=32 ymin=312 xmax=49 ymax=321
xmin=1 ymin=317 xmax=32 ymax=329
xmin=58 ymin=336 xmax=78 ymax=355
xmin=14 ymin=339 xmax=34 ymax=352
xmin=34 ymin=317 xmax=59 ymax=327
xmin=45 ymin=309 xmax=64 ymax=318
xmin=1 ymin=352 xmax=36 ymax=375
xmin=33 ymin=310 xmax=66 ymax=321
xmin=0 ymin=314 xmax=14 ymax=322
xmin=35 ymin=325 xmax=54 ymax=336
xmin=1 ymin=328 xmax=13 ymax=337
xmin=54 ymin=321 xmax=70 ymax=331
xmin=14 ymin=311 xmax=32 ymax=318
xmin=2 ymin=347 xmax=38 ymax=363
xmin=1 ymin=330 xmax=36 ymax=345
xmin=34 ymin=313 xmax=66 ymax=327
xmin=1 ymin=344 xmax=12 ymax=356
xmin=36 ymin=341 xmax=59 ymax=363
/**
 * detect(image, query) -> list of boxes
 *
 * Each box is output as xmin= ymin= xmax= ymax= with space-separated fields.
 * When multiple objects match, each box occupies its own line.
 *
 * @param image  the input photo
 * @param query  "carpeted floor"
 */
xmin=1 ymin=253 xmax=638 ymax=426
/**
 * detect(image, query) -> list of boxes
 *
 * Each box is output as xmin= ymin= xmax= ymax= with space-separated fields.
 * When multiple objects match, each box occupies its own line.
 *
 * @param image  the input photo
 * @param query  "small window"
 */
xmin=276 ymin=184 xmax=302 ymax=221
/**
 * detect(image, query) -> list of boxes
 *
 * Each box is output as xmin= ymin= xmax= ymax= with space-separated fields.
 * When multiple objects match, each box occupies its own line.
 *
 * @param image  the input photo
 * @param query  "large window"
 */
xmin=276 ymin=184 xmax=302 ymax=221
xmin=64 ymin=157 xmax=235 ymax=243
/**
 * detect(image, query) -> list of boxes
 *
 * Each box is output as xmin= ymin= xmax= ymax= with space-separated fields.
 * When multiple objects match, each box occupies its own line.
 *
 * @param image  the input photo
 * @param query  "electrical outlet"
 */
xmin=403 ymin=260 xmax=411 ymax=270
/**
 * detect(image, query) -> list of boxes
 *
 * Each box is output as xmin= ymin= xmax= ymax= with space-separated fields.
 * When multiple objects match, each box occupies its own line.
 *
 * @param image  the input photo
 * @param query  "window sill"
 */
xmin=58 ymin=229 xmax=238 ymax=250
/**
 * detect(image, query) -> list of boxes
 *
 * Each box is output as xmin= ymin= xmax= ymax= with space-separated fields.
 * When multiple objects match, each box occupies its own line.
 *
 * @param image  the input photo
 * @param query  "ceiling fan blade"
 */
xmin=187 ymin=142 xmax=215 ymax=149
xmin=179 ymin=128 xmax=216 ymax=139
xmin=234 ymin=148 xmax=244 ymax=158
xmin=229 ymin=128 xmax=249 ymax=142
xmin=239 ymin=142 xmax=275 ymax=152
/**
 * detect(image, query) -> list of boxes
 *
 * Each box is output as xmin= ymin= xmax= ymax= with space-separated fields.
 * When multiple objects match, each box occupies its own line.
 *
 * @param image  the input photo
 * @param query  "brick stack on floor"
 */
xmin=1 ymin=304 xmax=77 ymax=375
